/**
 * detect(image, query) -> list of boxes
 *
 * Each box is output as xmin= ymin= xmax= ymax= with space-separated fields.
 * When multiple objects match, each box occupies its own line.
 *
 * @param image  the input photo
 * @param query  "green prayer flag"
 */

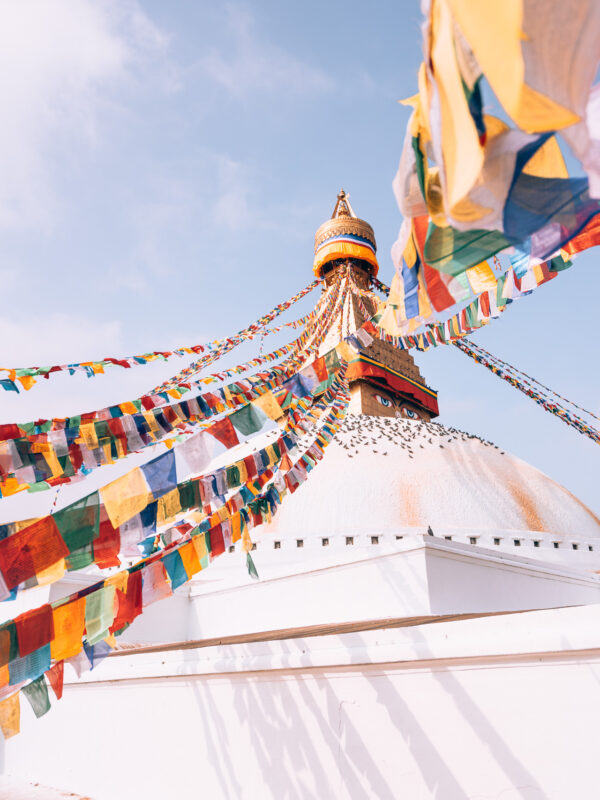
xmin=66 ymin=545 xmax=94 ymax=571
xmin=85 ymin=586 xmax=116 ymax=645
xmin=22 ymin=675 xmax=51 ymax=718
xmin=549 ymin=256 xmax=573 ymax=272
xmin=324 ymin=349 xmax=340 ymax=372
xmin=54 ymin=493 xmax=100 ymax=553
xmin=246 ymin=552 xmax=259 ymax=580
xmin=230 ymin=403 xmax=266 ymax=436
xmin=226 ymin=465 xmax=241 ymax=489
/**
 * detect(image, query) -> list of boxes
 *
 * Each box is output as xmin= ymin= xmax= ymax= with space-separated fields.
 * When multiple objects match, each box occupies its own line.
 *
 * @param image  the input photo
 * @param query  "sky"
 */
xmin=0 ymin=0 xmax=598 ymax=516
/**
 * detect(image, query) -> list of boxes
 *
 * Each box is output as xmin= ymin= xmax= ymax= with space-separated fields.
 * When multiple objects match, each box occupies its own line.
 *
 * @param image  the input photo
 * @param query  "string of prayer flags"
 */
xmin=0 ymin=279 xmax=350 ymax=497
xmin=0 ymin=358 xmax=347 ymax=597
xmin=151 ymin=278 xmax=322 ymax=393
xmin=0 ymin=278 xmax=321 ymax=393
xmin=454 ymin=338 xmax=600 ymax=444
xmin=0 ymin=375 xmax=351 ymax=736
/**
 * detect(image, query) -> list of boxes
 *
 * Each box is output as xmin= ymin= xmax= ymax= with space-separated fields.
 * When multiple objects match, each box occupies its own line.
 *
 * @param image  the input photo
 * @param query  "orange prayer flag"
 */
xmin=51 ymin=598 xmax=86 ymax=662
xmin=178 ymin=541 xmax=201 ymax=578
xmin=16 ymin=375 xmax=36 ymax=391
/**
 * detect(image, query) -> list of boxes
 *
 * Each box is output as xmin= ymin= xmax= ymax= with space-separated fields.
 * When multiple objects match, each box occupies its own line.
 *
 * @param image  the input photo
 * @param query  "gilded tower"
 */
xmin=314 ymin=190 xmax=439 ymax=421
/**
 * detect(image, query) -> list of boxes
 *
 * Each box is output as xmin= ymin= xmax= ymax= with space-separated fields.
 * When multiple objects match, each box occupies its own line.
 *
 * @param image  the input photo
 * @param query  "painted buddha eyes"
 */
xmin=375 ymin=394 xmax=392 ymax=408
xmin=374 ymin=392 xmax=420 ymax=419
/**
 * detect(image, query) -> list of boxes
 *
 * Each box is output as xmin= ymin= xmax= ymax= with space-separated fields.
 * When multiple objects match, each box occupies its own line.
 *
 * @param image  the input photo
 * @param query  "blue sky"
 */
xmin=0 ymin=0 xmax=598 ymax=514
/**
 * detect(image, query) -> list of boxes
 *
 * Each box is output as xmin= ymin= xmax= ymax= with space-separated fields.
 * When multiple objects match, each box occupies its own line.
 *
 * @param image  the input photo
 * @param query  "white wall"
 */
xmin=4 ymin=604 xmax=600 ymax=800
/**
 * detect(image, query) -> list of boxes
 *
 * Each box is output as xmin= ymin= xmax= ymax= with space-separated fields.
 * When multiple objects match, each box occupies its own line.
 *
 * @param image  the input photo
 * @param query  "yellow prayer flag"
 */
xmin=100 ymin=467 xmax=151 ymax=528
xmin=105 ymin=571 xmax=128 ymax=594
xmin=36 ymin=558 xmax=65 ymax=587
xmin=446 ymin=0 xmax=579 ymax=133
xmin=252 ymin=391 xmax=283 ymax=421
xmin=335 ymin=341 xmax=355 ymax=362
xmin=192 ymin=534 xmax=208 ymax=562
xmin=119 ymin=402 xmax=138 ymax=415
xmin=0 ymin=692 xmax=20 ymax=739
xmin=143 ymin=412 xmax=161 ymax=439
xmin=430 ymin=0 xmax=484 ymax=211
xmin=466 ymin=262 xmax=497 ymax=294
xmin=532 ymin=263 xmax=545 ymax=285
xmin=241 ymin=528 xmax=253 ymax=554
xmin=0 ymin=478 xmax=27 ymax=497
xmin=13 ymin=517 xmax=41 ymax=533
xmin=156 ymin=488 xmax=182 ymax=525
xmin=79 ymin=422 xmax=99 ymax=451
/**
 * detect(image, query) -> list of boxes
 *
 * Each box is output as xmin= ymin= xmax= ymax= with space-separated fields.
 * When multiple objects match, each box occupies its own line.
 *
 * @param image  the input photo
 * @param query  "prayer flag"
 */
xmin=22 ymin=675 xmax=51 ymax=718
xmin=0 ymin=692 xmax=20 ymax=739
xmin=53 ymin=492 xmax=100 ymax=553
xmin=230 ymin=403 xmax=268 ymax=436
xmin=100 ymin=468 xmax=151 ymax=528
xmin=15 ymin=605 xmax=54 ymax=657
xmin=161 ymin=550 xmax=188 ymax=590
xmin=84 ymin=586 xmax=116 ymax=645
xmin=141 ymin=561 xmax=172 ymax=606
xmin=9 ymin=645 xmax=51 ymax=686
xmin=0 ymin=517 xmax=69 ymax=590
xmin=141 ymin=451 xmax=177 ymax=500
xmin=110 ymin=571 xmax=142 ymax=633
xmin=45 ymin=661 xmax=64 ymax=700
xmin=51 ymin=598 xmax=86 ymax=662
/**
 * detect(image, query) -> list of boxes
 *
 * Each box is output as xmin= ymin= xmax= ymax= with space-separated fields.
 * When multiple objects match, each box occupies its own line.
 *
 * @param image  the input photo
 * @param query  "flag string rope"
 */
xmin=454 ymin=338 xmax=600 ymax=444
xmin=0 ymin=278 xmax=321 ymax=393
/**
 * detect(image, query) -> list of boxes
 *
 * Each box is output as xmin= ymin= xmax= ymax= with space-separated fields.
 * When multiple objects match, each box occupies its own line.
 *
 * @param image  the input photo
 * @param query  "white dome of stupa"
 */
xmin=259 ymin=415 xmax=600 ymax=544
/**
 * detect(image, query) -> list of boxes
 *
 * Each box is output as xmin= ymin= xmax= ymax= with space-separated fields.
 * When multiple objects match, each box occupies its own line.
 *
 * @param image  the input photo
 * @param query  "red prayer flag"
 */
xmin=209 ymin=524 xmax=225 ymax=559
xmin=0 ymin=518 xmax=69 ymax=590
xmin=0 ymin=424 xmax=21 ymax=442
xmin=563 ymin=213 xmax=600 ymax=256
xmin=94 ymin=514 xmax=121 ymax=569
xmin=15 ymin=604 xmax=54 ymax=657
xmin=243 ymin=455 xmax=258 ymax=481
xmin=110 ymin=571 xmax=142 ymax=633
xmin=311 ymin=357 xmax=328 ymax=382
xmin=207 ymin=418 xmax=239 ymax=450
xmin=479 ymin=291 xmax=491 ymax=318
xmin=45 ymin=660 xmax=64 ymax=700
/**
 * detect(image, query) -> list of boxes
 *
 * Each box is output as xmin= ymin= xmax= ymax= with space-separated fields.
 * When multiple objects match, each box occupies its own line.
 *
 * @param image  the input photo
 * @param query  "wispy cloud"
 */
xmin=0 ymin=0 xmax=171 ymax=231
xmin=199 ymin=3 xmax=334 ymax=96
xmin=0 ymin=312 xmax=122 ymax=365
xmin=212 ymin=156 xmax=253 ymax=230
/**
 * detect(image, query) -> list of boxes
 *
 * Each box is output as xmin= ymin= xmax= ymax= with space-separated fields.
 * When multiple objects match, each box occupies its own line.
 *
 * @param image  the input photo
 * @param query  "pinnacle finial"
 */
xmin=331 ymin=189 xmax=356 ymax=219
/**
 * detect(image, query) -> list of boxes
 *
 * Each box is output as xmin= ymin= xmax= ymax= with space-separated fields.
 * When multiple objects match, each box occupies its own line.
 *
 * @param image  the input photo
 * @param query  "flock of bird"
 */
xmin=334 ymin=414 xmax=505 ymax=460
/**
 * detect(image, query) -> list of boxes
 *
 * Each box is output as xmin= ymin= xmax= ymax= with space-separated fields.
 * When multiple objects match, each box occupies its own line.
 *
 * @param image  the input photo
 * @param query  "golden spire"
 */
xmin=313 ymin=189 xmax=378 ymax=277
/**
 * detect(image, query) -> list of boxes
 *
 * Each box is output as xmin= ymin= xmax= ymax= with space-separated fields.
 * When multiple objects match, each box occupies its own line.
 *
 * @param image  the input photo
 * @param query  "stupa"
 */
xmin=5 ymin=195 xmax=600 ymax=800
